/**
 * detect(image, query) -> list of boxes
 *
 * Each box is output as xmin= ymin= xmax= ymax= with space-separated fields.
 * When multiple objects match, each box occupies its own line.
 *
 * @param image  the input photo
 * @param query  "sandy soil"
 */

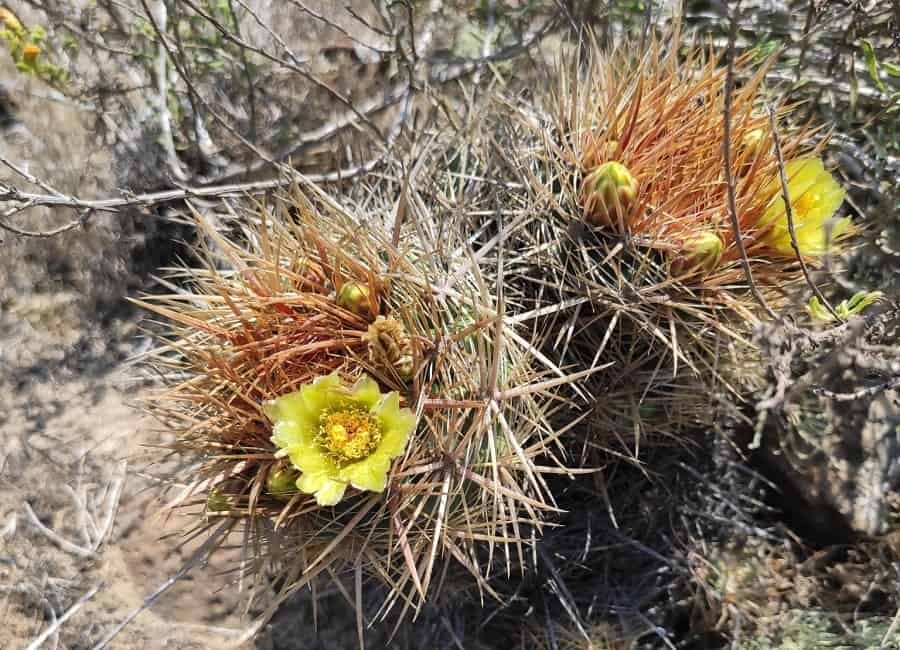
xmin=0 ymin=28 xmax=248 ymax=650
xmin=0 ymin=372 xmax=251 ymax=650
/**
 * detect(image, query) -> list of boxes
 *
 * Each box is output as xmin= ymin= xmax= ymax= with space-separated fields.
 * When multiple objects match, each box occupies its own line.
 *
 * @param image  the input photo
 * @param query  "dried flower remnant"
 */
xmin=266 ymin=374 xmax=415 ymax=506
xmin=756 ymin=157 xmax=849 ymax=257
xmin=363 ymin=316 xmax=415 ymax=380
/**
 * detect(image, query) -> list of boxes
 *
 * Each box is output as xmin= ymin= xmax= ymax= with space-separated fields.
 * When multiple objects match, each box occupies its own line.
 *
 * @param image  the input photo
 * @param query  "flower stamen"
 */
xmin=316 ymin=406 xmax=383 ymax=463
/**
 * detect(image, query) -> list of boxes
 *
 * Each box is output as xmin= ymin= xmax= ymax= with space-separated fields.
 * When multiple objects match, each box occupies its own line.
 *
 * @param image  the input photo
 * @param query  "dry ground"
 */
xmin=0 ymin=78 xmax=252 ymax=647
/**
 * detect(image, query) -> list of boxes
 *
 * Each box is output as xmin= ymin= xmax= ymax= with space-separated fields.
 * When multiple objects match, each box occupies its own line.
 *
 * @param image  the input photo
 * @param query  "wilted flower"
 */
xmin=671 ymin=231 xmax=724 ymax=275
xmin=756 ymin=157 xmax=849 ymax=257
xmin=337 ymin=281 xmax=375 ymax=319
xmin=581 ymin=161 xmax=639 ymax=227
xmin=363 ymin=316 xmax=415 ymax=380
xmin=266 ymin=374 xmax=416 ymax=506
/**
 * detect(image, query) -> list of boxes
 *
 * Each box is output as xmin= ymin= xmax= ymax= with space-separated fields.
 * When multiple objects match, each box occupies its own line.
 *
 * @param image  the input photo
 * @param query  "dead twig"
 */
xmin=766 ymin=104 xmax=841 ymax=322
xmin=722 ymin=1 xmax=777 ymax=321
xmin=814 ymin=376 xmax=900 ymax=401
xmin=0 ymin=159 xmax=383 ymax=238
xmin=25 ymin=583 xmax=103 ymax=650
xmin=19 ymin=462 xmax=126 ymax=558
xmin=22 ymin=503 xmax=96 ymax=559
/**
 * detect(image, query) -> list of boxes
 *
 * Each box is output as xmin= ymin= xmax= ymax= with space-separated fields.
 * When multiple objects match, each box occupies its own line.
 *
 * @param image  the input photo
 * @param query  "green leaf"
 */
xmin=883 ymin=61 xmax=900 ymax=77
xmin=806 ymin=296 xmax=835 ymax=323
xmin=838 ymin=290 xmax=883 ymax=318
xmin=810 ymin=291 xmax=883 ymax=322
xmin=753 ymin=39 xmax=779 ymax=63
xmin=860 ymin=39 xmax=886 ymax=92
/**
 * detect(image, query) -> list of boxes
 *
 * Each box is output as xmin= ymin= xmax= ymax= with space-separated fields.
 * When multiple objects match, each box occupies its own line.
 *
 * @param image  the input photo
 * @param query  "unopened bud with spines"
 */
xmin=207 ymin=487 xmax=232 ymax=513
xmin=206 ymin=479 xmax=244 ymax=513
xmin=337 ymin=281 xmax=375 ymax=320
xmin=266 ymin=465 xmax=300 ymax=501
xmin=581 ymin=161 xmax=639 ymax=227
xmin=671 ymin=231 xmax=724 ymax=275
xmin=739 ymin=128 xmax=767 ymax=167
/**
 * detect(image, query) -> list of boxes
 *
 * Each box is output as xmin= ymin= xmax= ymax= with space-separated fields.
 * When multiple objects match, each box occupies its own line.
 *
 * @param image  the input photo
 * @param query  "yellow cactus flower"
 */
xmin=265 ymin=374 xmax=416 ymax=506
xmin=756 ymin=157 xmax=849 ymax=257
xmin=0 ymin=7 xmax=23 ymax=33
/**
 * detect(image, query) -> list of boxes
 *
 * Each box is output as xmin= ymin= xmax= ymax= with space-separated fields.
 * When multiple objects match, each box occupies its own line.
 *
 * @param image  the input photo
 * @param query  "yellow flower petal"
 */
xmin=270 ymin=420 xmax=308 ymax=450
xmin=350 ymin=375 xmax=381 ymax=409
xmin=301 ymin=374 xmax=341 ymax=412
xmin=265 ymin=394 xmax=316 ymax=433
xmin=285 ymin=444 xmax=336 ymax=474
xmin=297 ymin=471 xmax=328 ymax=494
xmin=314 ymin=479 xmax=348 ymax=506
xmin=374 ymin=393 xmax=416 ymax=457
xmin=378 ymin=426 xmax=411 ymax=458
xmin=340 ymin=454 xmax=390 ymax=492
xmin=756 ymin=156 xmax=847 ymax=257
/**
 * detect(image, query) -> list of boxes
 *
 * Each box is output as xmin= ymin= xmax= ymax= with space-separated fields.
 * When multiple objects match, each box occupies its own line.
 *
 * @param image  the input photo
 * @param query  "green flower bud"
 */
xmin=207 ymin=487 xmax=232 ymax=512
xmin=336 ymin=282 xmax=375 ymax=319
xmin=807 ymin=290 xmax=883 ymax=323
xmin=266 ymin=465 xmax=300 ymax=501
xmin=581 ymin=161 xmax=639 ymax=227
xmin=672 ymin=231 xmax=724 ymax=275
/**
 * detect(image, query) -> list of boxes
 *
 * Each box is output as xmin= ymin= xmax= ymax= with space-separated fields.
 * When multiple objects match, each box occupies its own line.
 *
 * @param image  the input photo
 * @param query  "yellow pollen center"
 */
xmin=793 ymin=191 xmax=817 ymax=217
xmin=317 ymin=407 xmax=382 ymax=463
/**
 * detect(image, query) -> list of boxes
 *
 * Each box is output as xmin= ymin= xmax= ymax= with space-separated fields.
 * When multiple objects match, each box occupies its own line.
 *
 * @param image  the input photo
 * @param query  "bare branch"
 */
xmin=766 ymin=104 xmax=841 ymax=322
xmin=25 ymin=583 xmax=103 ymax=650
xmin=0 ymin=158 xmax=384 ymax=238
xmin=22 ymin=502 xmax=96 ymax=559
xmin=722 ymin=1 xmax=777 ymax=321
